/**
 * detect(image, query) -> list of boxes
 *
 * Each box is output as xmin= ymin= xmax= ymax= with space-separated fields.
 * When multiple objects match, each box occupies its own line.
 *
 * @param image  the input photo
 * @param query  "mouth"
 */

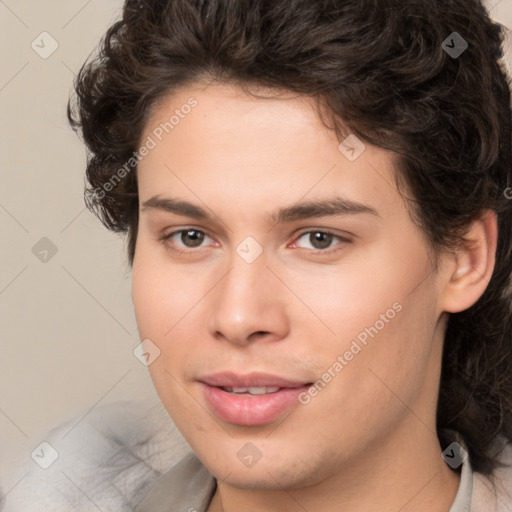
xmin=220 ymin=386 xmax=282 ymax=395
xmin=198 ymin=372 xmax=314 ymax=426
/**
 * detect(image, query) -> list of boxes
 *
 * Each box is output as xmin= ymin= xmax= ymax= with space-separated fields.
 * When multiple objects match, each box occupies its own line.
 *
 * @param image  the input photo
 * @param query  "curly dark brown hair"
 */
xmin=67 ymin=0 xmax=512 ymax=476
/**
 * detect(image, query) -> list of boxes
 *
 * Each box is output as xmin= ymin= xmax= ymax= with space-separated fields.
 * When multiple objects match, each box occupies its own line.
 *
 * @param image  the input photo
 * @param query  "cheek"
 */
xmin=131 ymin=254 xmax=202 ymax=418
xmin=132 ymin=242 xmax=196 ymax=339
xmin=278 ymin=247 xmax=415 ymax=352
xmin=286 ymin=241 xmax=438 ymax=403
xmin=319 ymin=280 xmax=438 ymax=420
xmin=131 ymin=247 xmax=210 ymax=389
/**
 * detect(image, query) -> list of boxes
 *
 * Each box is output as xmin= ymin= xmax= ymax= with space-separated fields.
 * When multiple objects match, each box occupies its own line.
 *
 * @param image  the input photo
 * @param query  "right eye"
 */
xmin=159 ymin=228 xmax=215 ymax=252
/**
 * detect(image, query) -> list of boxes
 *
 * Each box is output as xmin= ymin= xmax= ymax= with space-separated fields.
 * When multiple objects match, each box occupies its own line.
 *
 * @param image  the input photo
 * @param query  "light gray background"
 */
xmin=0 ymin=0 xmax=511 ymax=500
xmin=0 ymin=0 xmax=160 ymax=496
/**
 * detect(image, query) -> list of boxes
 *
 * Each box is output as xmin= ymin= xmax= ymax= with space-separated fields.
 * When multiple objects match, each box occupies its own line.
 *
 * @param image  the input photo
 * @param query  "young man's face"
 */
xmin=132 ymin=82 xmax=452 ymax=496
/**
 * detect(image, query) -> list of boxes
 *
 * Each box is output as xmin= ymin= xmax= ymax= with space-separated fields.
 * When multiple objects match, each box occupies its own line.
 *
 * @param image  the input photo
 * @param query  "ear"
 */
xmin=439 ymin=209 xmax=498 ymax=314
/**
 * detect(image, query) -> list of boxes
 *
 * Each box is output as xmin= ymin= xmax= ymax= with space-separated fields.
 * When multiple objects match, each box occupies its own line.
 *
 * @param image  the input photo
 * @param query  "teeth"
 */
xmin=222 ymin=386 xmax=280 ymax=395
xmin=247 ymin=386 xmax=279 ymax=395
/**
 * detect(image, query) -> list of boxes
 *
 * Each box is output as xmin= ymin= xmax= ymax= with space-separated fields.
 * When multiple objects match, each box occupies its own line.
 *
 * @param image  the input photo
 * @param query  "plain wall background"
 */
xmin=1 ymin=0 xmax=511 ymax=500
xmin=0 ymin=0 xmax=161 ymax=496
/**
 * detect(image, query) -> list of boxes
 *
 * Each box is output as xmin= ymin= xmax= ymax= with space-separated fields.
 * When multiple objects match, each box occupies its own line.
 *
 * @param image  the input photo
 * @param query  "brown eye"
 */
xmin=160 ymin=228 xmax=212 ymax=251
xmin=180 ymin=229 xmax=205 ymax=247
xmin=308 ymin=232 xmax=333 ymax=250
xmin=295 ymin=230 xmax=342 ymax=251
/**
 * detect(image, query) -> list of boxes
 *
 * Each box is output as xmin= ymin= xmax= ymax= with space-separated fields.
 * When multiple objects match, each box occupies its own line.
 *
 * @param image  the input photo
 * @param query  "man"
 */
xmin=65 ymin=0 xmax=512 ymax=510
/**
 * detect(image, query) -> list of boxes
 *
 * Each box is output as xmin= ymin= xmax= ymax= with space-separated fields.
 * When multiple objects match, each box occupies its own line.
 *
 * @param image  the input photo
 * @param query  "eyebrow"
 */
xmin=141 ymin=195 xmax=380 ymax=224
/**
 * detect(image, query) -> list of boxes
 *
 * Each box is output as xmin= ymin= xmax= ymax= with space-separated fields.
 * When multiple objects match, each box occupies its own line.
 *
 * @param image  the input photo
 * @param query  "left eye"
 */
xmin=293 ymin=231 xmax=347 ymax=251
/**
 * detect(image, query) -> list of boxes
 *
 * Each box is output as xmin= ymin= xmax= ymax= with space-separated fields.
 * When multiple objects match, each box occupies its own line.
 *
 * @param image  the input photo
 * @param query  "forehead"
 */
xmin=143 ymin=81 xmax=332 ymax=154
xmin=137 ymin=82 xmax=402 ymax=222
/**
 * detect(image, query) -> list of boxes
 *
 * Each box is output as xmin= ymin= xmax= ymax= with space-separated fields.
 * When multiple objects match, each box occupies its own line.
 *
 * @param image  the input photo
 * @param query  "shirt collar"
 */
xmin=447 ymin=440 xmax=473 ymax=511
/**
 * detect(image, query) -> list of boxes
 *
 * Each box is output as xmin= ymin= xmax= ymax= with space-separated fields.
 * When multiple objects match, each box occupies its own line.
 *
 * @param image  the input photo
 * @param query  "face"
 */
xmin=131 ymin=81 xmax=448 ymax=490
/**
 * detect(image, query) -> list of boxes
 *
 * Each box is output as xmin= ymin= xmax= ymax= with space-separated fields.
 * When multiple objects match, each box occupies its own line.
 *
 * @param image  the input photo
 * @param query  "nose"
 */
xmin=206 ymin=246 xmax=290 ymax=347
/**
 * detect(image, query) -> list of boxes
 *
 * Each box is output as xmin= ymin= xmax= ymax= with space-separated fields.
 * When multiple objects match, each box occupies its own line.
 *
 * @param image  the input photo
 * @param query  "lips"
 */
xmin=199 ymin=372 xmax=313 ymax=426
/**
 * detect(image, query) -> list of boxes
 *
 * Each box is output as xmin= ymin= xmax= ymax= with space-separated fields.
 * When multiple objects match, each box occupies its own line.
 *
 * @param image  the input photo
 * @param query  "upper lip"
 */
xmin=199 ymin=371 xmax=312 ymax=388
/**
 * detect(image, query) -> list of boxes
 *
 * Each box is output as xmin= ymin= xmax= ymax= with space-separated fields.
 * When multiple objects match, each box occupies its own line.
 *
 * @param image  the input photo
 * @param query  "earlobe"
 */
xmin=441 ymin=210 xmax=498 ymax=313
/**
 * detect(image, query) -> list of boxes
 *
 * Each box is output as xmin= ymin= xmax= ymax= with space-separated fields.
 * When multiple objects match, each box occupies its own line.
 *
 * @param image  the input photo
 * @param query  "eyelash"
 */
xmin=158 ymin=228 xmax=352 ymax=255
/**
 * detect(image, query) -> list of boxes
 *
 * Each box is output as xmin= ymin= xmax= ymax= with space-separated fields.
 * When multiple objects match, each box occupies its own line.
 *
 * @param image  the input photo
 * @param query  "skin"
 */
xmin=131 ymin=81 xmax=497 ymax=512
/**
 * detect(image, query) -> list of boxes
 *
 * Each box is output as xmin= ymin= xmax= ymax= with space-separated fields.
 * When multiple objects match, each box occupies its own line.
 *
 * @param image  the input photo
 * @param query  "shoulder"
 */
xmin=1 ymin=400 xmax=190 ymax=511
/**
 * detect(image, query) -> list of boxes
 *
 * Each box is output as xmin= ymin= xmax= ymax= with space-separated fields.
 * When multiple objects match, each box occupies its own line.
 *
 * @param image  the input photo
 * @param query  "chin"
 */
xmin=198 ymin=441 xmax=326 ymax=490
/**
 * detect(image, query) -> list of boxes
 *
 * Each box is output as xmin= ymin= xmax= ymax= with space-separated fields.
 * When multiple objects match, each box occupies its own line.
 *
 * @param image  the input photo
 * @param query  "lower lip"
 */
xmin=201 ymin=383 xmax=310 ymax=426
